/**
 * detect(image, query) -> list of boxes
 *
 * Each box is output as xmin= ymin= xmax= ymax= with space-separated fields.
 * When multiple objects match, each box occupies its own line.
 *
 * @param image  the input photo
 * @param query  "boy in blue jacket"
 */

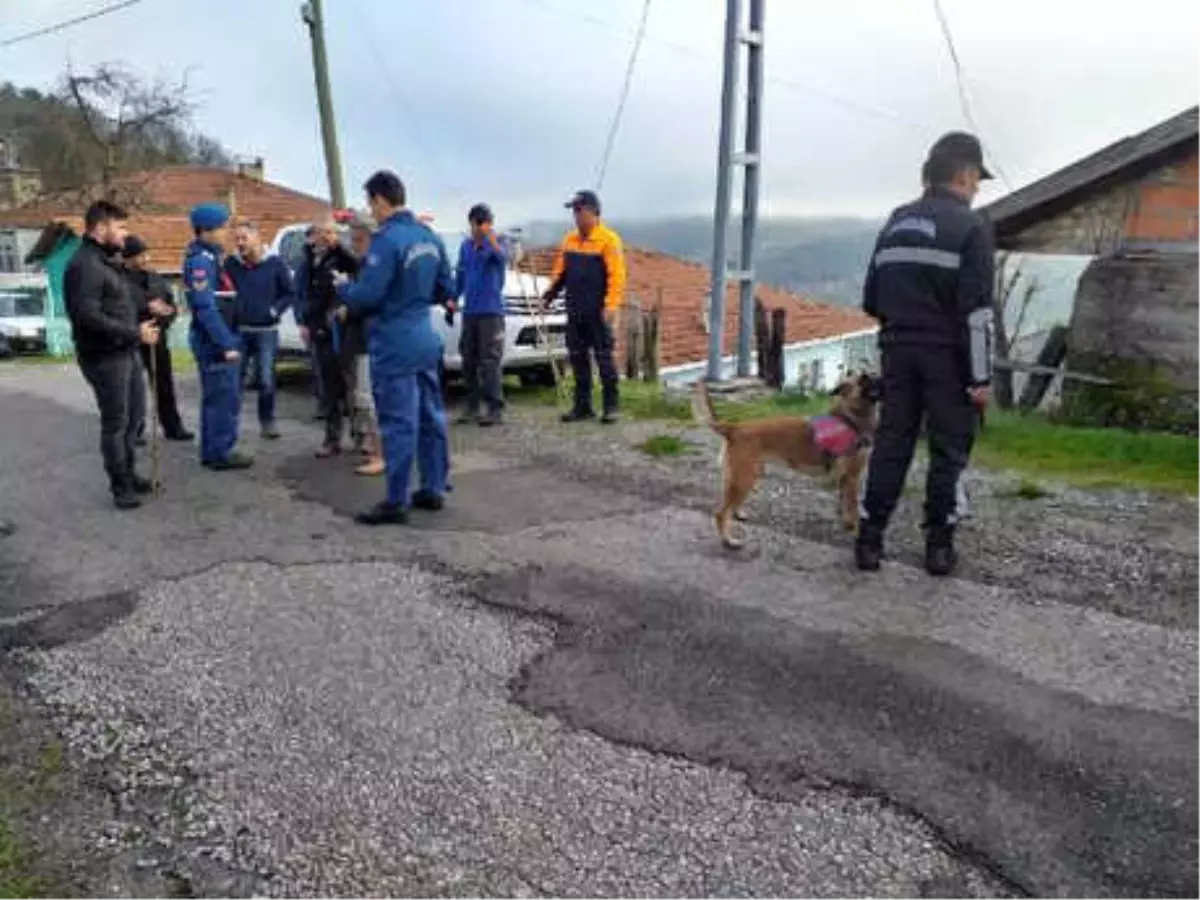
xmin=452 ymin=203 xmax=509 ymax=426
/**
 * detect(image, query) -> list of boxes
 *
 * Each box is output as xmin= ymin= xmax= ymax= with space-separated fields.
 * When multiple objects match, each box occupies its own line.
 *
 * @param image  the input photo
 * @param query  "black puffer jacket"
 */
xmin=63 ymin=237 xmax=141 ymax=358
xmin=124 ymin=267 xmax=178 ymax=329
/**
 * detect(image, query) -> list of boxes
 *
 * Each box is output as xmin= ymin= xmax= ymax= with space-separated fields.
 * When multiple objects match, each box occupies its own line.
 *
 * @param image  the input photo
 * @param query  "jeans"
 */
xmin=78 ymin=350 xmax=146 ymax=492
xmin=240 ymin=329 xmax=279 ymax=427
xmin=459 ymin=314 xmax=506 ymax=415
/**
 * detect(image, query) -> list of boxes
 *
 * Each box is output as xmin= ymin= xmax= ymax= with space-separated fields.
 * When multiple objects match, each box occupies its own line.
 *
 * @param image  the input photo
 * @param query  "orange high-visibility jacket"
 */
xmin=547 ymin=222 xmax=627 ymax=313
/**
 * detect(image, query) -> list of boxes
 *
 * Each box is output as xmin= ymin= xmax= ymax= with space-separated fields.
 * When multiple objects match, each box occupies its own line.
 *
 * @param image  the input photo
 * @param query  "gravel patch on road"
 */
xmin=456 ymin=408 xmax=1198 ymax=629
xmin=17 ymin=560 xmax=1013 ymax=898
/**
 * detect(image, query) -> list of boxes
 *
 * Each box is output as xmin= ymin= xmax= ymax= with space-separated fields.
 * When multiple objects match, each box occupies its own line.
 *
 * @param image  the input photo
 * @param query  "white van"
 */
xmin=268 ymin=221 xmax=569 ymax=387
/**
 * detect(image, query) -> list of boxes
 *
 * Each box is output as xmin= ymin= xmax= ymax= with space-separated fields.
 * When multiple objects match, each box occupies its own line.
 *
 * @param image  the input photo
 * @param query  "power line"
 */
xmin=348 ymin=8 xmax=466 ymax=201
xmin=514 ymin=0 xmax=921 ymax=132
xmin=0 ymin=0 xmax=145 ymax=50
xmin=595 ymin=0 xmax=653 ymax=191
xmin=930 ymin=0 xmax=1013 ymax=188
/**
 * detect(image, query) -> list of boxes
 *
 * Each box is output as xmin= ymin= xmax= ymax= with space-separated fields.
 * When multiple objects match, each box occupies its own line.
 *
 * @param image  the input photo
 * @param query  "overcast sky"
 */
xmin=2 ymin=0 xmax=1197 ymax=225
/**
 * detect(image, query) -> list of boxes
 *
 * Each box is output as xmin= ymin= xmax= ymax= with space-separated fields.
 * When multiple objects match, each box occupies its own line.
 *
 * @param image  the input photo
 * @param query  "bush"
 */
xmin=1056 ymin=356 xmax=1198 ymax=436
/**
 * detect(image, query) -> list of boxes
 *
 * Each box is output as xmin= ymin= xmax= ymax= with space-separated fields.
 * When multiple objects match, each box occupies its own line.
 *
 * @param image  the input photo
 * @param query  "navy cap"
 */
xmin=121 ymin=234 xmax=148 ymax=258
xmin=927 ymin=132 xmax=993 ymax=180
xmin=565 ymin=189 xmax=601 ymax=214
xmin=189 ymin=202 xmax=230 ymax=231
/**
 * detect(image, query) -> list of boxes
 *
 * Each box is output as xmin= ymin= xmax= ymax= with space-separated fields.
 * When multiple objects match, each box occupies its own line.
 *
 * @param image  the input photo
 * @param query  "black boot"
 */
xmin=560 ymin=408 xmax=595 ymax=423
xmin=206 ymin=452 xmax=254 ymax=471
xmin=111 ymin=477 xmax=142 ymax=510
xmin=355 ymin=501 xmax=408 ymax=526
xmin=410 ymin=490 xmax=444 ymax=511
xmin=924 ymin=525 xmax=957 ymax=577
xmin=600 ymin=381 xmax=620 ymax=424
xmin=854 ymin=521 xmax=884 ymax=572
xmin=129 ymin=473 xmax=155 ymax=495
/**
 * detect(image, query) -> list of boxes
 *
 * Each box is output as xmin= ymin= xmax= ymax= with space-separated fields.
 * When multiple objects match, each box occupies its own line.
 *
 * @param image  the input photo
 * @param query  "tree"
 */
xmin=992 ymin=252 xmax=1041 ymax=410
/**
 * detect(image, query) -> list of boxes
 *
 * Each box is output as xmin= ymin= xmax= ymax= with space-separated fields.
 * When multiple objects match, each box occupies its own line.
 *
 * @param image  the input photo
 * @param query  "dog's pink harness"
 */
xmin=808 ymin=415 xmax=862 ymax=459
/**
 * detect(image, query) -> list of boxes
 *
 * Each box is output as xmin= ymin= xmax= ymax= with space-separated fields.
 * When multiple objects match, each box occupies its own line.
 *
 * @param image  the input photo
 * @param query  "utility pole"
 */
xmin=301 ymin=0 xmax=346 ymax=208
xmin=706 ymin=0 xmax=765 ymax=382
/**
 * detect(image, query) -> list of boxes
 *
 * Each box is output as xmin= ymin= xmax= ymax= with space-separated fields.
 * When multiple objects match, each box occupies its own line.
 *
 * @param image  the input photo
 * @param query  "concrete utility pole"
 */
xmin=706 ymin=0 xmax=765 ymax=382
xmin=301 ymin=0 xmax=346 ymax=208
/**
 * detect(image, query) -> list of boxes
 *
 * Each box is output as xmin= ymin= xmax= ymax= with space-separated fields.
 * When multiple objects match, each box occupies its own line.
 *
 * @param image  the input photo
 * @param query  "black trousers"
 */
xmin=459 ymin=314 xmax=506 ymax=414
xmin=79 ymin=350 xmax=147 ymax=493
xmin=139 ymin=336 xmax=185 ymax=437
xmin=861 ymin=343 xmax=978 ymax=531
xmin=566 ymin=307 xmax=618 ymax=415
xmin=313 ymin=332 xmax=347 ymax=444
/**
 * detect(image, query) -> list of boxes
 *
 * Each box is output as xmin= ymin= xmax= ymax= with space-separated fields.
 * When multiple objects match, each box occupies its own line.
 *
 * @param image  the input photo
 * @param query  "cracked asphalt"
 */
xmin=0 ymin=362 xmax=1195 ymax=898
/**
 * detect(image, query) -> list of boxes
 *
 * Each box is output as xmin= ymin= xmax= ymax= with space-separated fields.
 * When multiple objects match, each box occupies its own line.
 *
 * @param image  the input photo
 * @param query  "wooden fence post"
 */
xmin=767 ymin=307 xmax=786 ymax=389
xmin=623 ymin=298 xmax=642 ymax=381
xmin=754 ymin=298 xmax=769 ymax=380
xmin=642 ymin=286 xmax=662 ymax=382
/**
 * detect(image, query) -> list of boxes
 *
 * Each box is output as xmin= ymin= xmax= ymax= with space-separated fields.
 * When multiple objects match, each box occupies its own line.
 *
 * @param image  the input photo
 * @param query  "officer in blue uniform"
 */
xmin=183 ymin=203 xmax=252 ymax=470
xmin=335 ymin=171 xmax=453 ymax=525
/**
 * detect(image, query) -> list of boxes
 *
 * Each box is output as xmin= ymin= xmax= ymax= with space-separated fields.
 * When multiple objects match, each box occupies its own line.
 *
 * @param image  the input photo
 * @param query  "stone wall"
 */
xmin=1062 ymin=252 xmax=1198 ymax=428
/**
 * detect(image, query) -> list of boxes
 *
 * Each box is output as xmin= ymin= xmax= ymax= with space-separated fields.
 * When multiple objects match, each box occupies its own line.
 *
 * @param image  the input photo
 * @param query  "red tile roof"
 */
xmin=518 ymin=246 xmax=874 ymax=368
xmin=0 ymin=166 xmax=330 ymax=272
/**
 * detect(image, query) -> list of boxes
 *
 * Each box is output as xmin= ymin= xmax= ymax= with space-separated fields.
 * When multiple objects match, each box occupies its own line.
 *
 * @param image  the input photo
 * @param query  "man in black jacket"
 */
xmin=64 ymin=201 xmax=162 ymax=509
xmin=856 ymin=132 xmax=995 ymax=577
xmin=298 ymin=218 xmax=359 ymax=457
xmin=122 ymin=235 xmax=193 ymax=442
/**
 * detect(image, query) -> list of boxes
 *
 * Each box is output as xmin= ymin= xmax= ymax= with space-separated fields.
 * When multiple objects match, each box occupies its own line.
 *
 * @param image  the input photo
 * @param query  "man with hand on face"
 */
xmin=855 ymin=132 xmax=995 ymax=577
xmin=541 ymin=189 xmax=626 ymax=424
xmin=451 ymin=202 xmax=509 ymax=427
xmin=184 ymin=202 xmax=251 ymax=471
xmin=121 ymin=234 xmax=192 ymax=443
xmin=299 ymin=218 xmax=359 ymax=457
xmin=64 ymin=200 xmax=161 ymax=509
xmin=334 ymin=170 xmax=453 ymax=526
xmin=223 ymin=220 xmax=295 ymax=440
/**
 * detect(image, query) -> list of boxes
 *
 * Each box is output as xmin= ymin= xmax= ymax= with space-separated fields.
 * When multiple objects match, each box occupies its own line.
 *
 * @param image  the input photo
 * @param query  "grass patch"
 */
xmin=512 ymin=377 xmax=1197 ymax=496
xmin=973 ymin=410 xmax=1198 ymax=496
xmin=996 ymin=477 xmax=1053 ymax=501
xmin=0 ymin=819 xmax=42 ymax=898
xmin=636 ymin=434 xmax=693 ymax=458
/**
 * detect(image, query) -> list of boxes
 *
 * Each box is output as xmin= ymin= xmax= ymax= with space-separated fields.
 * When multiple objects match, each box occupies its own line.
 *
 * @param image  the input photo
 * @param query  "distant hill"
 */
xmin=518 ymin=215 xmax=1090 ymax=345
xmin=519 ymin=215 xmax=880 ymax=308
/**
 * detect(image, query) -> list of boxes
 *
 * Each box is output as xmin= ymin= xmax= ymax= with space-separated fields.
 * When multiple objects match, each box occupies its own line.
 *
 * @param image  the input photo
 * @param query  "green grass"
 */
xmin=513 ymin=378 xmax=1198 ymax=497
xmin=973 ymin=410 xmax=1198 ymax=496
xmin=0 ymin=819 xmax=42 ymax=898
xmin=636 ymin=434 xmax=694 ymax=458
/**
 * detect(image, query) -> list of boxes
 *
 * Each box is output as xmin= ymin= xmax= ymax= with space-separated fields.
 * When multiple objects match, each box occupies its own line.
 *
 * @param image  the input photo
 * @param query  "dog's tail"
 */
xmin=691 ymin=381 xmax=733 ymax=437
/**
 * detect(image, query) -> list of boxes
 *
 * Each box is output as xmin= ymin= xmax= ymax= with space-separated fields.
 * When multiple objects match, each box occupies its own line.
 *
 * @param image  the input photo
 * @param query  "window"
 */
xmin=0 ymin=287 xmax=46 ymax=318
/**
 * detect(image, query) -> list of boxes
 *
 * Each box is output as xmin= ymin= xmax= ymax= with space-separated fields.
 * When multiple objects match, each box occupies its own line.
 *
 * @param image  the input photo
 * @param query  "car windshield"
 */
xmin=0 ymin=288 xmax=45 ymax=318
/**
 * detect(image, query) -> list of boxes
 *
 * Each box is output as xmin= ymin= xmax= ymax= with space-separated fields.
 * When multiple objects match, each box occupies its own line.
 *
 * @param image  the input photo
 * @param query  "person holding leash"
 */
xmin=855 ymin=132 xmax=995 ymax=576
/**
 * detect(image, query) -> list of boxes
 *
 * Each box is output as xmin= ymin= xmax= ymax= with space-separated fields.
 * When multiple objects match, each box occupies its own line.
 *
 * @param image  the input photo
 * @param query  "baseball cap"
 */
xmin=926 ymin=131 xmax=994 ymax=180
xmin=565 ymin=189 xmax=601 ymax=214
xmin=121 ymin=235 xmax=148 ymax=258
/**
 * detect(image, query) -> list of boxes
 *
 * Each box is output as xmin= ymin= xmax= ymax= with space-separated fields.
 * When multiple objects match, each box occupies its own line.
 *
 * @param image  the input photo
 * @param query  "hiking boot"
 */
xmin=600 ymin=409 xmax=620 ymax=425
xmin=315 ymin=441 xmax=341 ymax=459
xmin=478 ymin=410 xmax=503 ymax=428
xmin=164 ymin=427 xmax=194 ymax=441
xmin=560 ymin=409 xmax=595 ymax=424
xmin=113 ymin=489 xmax=142 ymax=510
xmin=355 ymin=501 xmax=407 ymax=526
xmin=854 ymin=522 xmax=884 ymax=572
xmin=261 ymin=424 xmax=281 ymax=440
xmin=207 ymin=452 xmax=254 ymax=471
xmin=129 ymin=474 xmax=155 ymax=495
xmin=924 ymin=525 xmax=958 ymax=577
xmin=410 ymin=490 xmax=444 ymax=511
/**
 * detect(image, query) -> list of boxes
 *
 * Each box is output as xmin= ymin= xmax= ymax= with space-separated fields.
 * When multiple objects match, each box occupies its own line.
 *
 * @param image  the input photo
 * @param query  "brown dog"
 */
xmin=691 ymin=373 xmax=883 ymax=549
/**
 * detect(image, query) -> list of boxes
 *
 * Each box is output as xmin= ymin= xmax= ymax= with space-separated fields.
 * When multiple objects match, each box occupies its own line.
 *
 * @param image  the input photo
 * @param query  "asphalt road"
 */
xmin=0 ymin=362 xmax=1195 ymax=898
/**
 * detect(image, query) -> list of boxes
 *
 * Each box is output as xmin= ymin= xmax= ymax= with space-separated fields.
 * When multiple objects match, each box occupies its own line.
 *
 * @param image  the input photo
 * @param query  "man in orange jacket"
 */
xmin=541 ymin=189 xmax=626 ymax=424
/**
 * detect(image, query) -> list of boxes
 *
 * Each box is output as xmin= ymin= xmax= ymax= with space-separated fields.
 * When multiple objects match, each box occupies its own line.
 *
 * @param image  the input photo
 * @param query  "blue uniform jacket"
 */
xmin=183 ymin=239 xmax=239 ymax=361
xmin=337 ymin=210 xmax=454 ymax=377
xmin=223 ymin=254 xmax=295 ymax=327
xmin=455 ymin=235 xmax=508 ymax=317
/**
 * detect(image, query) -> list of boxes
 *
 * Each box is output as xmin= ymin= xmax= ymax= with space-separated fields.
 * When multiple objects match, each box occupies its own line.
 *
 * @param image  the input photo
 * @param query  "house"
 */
xmin=519 ymin=246 xmax=877 ymax=391
xmin=0 ymin=162 xmax=330 ymax=355
xmin=980 ymin=106 xmax=1198 ymax=407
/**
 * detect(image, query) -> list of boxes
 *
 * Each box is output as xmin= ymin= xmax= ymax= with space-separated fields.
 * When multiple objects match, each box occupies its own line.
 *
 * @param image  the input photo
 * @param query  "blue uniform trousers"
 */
xmin=193 ymin=343 xmax=242 ymax=464
xmin=373 ymin=364 xmax=448 ymax=507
